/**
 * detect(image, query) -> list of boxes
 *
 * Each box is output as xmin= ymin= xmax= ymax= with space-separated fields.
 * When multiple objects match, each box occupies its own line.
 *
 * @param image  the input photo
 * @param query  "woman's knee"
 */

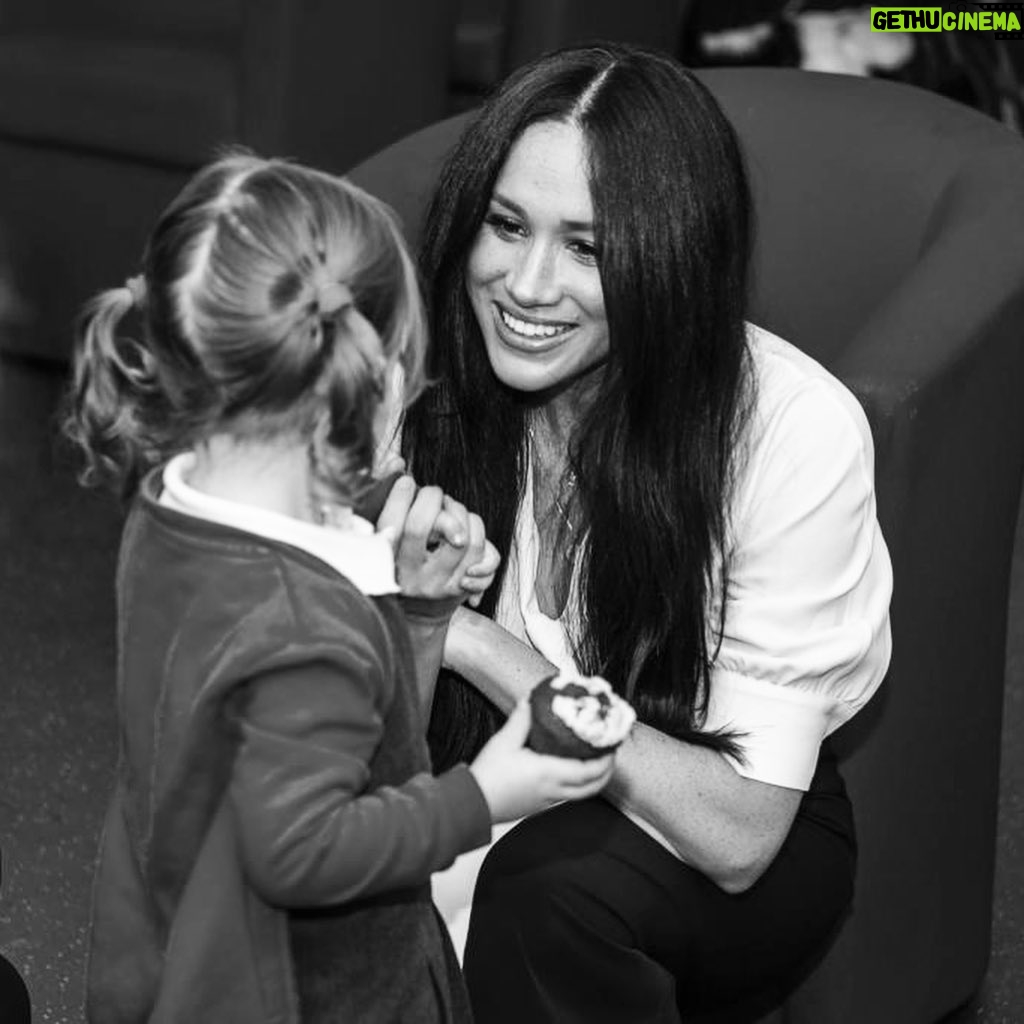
xmin=473 ymin=810 xmax=591 ymax=917
xmin=471 ymin=802 xmax=681 ymax=952
xmin=474 ymin=800 xmax=622 ymax=903
xmin=466 ymin=808 xmax=686 ymax=1022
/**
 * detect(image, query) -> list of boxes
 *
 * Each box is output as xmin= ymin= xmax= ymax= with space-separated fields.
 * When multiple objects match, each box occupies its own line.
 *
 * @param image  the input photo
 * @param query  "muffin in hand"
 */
xmin=527 ymin=672 xmax=636 ymax=760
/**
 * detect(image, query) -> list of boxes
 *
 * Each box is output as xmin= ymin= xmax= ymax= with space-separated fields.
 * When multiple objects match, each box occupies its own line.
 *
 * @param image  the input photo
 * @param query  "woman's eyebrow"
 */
xmin=492 ymin=192 xmax=593 ymax=233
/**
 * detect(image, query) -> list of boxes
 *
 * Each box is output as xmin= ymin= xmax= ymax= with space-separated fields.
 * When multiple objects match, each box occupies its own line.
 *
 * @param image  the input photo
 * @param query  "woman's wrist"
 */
xmin=443 ymin=606 xmax=517 ymax=678
xmin=442 ymin=605 xmax=482 ymax=675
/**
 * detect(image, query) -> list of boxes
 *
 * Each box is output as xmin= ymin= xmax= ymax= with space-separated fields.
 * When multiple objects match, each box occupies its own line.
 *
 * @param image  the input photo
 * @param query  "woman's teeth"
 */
xmin=499 ymin=308 xmax=572 ymax=339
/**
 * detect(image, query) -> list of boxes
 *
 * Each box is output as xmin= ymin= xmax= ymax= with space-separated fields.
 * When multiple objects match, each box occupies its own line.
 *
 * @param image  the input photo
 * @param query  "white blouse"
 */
xmin=496 ymin=324 xmax=893 ymax=794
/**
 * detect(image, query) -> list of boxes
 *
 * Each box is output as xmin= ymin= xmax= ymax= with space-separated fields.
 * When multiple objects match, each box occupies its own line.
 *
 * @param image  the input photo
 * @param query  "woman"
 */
xmin=404 ymin=44 xmax=892 ymax=1022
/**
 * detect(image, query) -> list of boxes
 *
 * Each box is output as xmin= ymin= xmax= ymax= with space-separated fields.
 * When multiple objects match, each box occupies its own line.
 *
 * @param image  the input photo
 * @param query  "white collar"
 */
xmin=159 ymin=452 xmax=399 ymax=597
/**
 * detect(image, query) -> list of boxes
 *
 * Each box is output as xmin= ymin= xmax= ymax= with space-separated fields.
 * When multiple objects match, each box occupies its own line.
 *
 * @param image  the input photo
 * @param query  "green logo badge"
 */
xmin=870 ymin=5 xmax=1023 ymax=35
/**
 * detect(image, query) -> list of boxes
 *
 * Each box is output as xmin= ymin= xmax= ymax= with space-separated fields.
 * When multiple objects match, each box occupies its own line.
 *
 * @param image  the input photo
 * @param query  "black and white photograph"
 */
xmin=0 ymin=2 xmax=1023 ymax=1022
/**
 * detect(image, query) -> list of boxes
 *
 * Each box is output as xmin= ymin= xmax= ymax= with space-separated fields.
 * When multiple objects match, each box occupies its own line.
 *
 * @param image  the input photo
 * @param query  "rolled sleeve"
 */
xmin=706 ymin=369 xmax=893 ymax=790
xmin=707 ymin=670 xmax=836 ymax=789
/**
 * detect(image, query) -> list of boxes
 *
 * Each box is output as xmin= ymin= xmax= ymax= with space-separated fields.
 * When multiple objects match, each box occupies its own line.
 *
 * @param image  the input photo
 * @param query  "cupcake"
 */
xmin=527 ymin=672 xmax=636 ymax=760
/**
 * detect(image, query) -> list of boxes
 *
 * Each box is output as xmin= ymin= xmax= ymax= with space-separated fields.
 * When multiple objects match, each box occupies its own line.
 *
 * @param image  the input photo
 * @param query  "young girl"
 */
xmin=66 ymin=153 xmax=614 ymax=1024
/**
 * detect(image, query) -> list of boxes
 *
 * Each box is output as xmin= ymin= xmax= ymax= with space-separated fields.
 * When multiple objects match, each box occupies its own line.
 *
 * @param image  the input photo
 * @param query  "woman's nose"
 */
xmin=505 ymin=241 xmax=560 ymax=306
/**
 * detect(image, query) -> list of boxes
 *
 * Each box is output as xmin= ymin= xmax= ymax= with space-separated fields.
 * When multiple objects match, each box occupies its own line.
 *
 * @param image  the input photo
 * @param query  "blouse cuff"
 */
xmin=704 ymin=669 xmax=838 ymax=790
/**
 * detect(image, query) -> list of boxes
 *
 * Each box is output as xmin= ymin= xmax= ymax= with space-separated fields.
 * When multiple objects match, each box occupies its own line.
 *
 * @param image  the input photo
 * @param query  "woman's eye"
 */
xmin=484 ymin=213 xmax=524 ymax=240
xmin=567 ymin=238 xmax=598 ymax=263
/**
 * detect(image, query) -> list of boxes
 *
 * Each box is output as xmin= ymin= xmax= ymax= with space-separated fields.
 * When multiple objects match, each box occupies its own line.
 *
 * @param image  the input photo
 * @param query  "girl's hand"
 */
xmin=469 ymin=699 xmax=616 ymax=824
xmin=377 ymin=478 xmax=490 ymax=603
xmin=377 ymin=476 xmax=500 ymax=606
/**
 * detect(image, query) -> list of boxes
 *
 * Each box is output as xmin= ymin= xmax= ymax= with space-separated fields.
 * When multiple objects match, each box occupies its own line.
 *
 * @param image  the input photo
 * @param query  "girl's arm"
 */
xmin=400 ymin=601 xmax=457 ymax=712
xmin=231 ymin=608 xmax=612 ymax=910
xmin=230 ymin=636 xmax=492 ymax=909
xmin=444 ymin=609 xmax=801 ymax=893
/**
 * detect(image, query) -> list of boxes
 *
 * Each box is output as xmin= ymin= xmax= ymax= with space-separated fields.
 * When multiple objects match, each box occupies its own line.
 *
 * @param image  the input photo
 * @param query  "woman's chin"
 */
xmin=484 ymin=341 xmax=565 ymax=393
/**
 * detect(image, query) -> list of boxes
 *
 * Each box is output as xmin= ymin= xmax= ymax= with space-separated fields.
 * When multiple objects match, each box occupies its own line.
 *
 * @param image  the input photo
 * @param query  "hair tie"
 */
xmin=124 ymin=275 xmax=146 ymax=308
xmin=312 ymin=268 xmax=352 ymax=317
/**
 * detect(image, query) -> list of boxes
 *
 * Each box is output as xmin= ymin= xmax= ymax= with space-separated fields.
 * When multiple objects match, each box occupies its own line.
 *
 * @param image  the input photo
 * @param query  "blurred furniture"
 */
xmin=451 ymin=0 xmax=691 ymax=106
xmin=0 ymin=0 xmax=458 ymax=361
xmin=349 ymin=68 xmax=1024 ymax=1023
xmin=680 ymin=2 xmax=1024 ymax=133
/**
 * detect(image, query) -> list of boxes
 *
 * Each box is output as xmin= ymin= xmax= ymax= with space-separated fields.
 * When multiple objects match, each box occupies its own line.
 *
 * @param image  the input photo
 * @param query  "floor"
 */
xmin=0 ymin=353 xmax=1022 ymax=1023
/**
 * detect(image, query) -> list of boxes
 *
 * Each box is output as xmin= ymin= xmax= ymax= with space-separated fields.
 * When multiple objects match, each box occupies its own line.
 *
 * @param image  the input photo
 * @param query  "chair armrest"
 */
xmin=347 ymin=113 xmax=474 ymax=241
xmin=835 ymin=139 xmax=1024 ymax=447
xmin=822 ymin=217 xmax=1024 ymax=1023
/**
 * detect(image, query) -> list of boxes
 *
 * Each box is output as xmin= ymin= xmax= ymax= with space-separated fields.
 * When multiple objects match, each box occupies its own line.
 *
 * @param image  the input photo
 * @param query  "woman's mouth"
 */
xmin=495 ymin=304 xmax=576 ymax=347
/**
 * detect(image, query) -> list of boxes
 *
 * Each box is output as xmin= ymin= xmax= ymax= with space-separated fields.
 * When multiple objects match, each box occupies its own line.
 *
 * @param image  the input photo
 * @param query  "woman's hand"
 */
xmin=376 ymin=475 xmax=500 ymax=606
xmin=469 ymin=699 xmax=615 ymax=824
xmin=441 ymin=607 xmax=802 ymax=892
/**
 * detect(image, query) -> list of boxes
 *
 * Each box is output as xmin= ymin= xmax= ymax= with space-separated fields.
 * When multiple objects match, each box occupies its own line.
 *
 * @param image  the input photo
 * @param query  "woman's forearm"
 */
xmin=606 ymin=722 xmax=801 ymax=892
xmin=443 ymin=606 xmax=555 ymax=711
xmin=444 ymin=608 xmax=802 ymax=892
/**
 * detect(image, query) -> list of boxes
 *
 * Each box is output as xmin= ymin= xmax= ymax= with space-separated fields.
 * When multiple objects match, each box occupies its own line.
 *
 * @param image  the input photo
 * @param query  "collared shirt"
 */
xmin=160 ymin=451 xmax=399 ymax=597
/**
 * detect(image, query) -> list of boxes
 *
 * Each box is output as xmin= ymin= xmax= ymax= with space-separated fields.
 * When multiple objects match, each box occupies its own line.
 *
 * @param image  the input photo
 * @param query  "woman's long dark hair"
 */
xmin=404 ymin=44 xmax=755 ymax=767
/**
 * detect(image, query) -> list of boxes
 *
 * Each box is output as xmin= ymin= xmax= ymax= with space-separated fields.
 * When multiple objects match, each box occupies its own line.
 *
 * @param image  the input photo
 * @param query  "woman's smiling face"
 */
xmin=466 ymin=120 xmax=609 ymax=394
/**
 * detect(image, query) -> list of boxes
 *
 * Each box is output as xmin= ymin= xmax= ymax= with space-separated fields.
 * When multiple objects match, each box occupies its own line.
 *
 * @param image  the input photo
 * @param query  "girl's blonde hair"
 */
xmin=66 ymin=151 xmax=427 ymax=499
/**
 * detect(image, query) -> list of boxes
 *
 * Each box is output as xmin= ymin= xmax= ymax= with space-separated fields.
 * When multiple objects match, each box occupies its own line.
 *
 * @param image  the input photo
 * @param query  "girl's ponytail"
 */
xmin=64 ymin=152 xmax=431 ymax=504
xmin=65 ymin=280 xmax=167 ymax=498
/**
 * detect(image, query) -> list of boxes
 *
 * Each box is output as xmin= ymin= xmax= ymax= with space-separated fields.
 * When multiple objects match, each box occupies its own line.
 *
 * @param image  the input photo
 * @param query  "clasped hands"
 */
xmin=374 ymin=468 xmax=500 ymax=611
xmin=369 ymin=461 xmax=615 ymax=821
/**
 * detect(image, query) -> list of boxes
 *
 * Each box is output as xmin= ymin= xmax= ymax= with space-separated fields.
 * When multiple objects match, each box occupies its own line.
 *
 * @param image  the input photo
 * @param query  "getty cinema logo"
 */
xmin=871 ymin=4 xmax=1024 ymax=36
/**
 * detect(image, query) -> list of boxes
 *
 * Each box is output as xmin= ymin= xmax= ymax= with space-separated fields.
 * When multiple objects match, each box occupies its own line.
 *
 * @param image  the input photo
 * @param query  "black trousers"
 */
xmin=464 ymin=745 xmax=855 ymax=1024
xmin=0 ymin=953 xmax=30 ymax=1024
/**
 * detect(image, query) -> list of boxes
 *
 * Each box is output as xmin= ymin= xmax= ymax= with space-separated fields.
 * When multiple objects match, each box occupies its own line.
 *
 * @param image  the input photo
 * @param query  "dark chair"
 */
xmin=348 ymin=67 xmax=1024 ymax=1023
xmin=0 ymin=0 xmax=458 ymax=361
